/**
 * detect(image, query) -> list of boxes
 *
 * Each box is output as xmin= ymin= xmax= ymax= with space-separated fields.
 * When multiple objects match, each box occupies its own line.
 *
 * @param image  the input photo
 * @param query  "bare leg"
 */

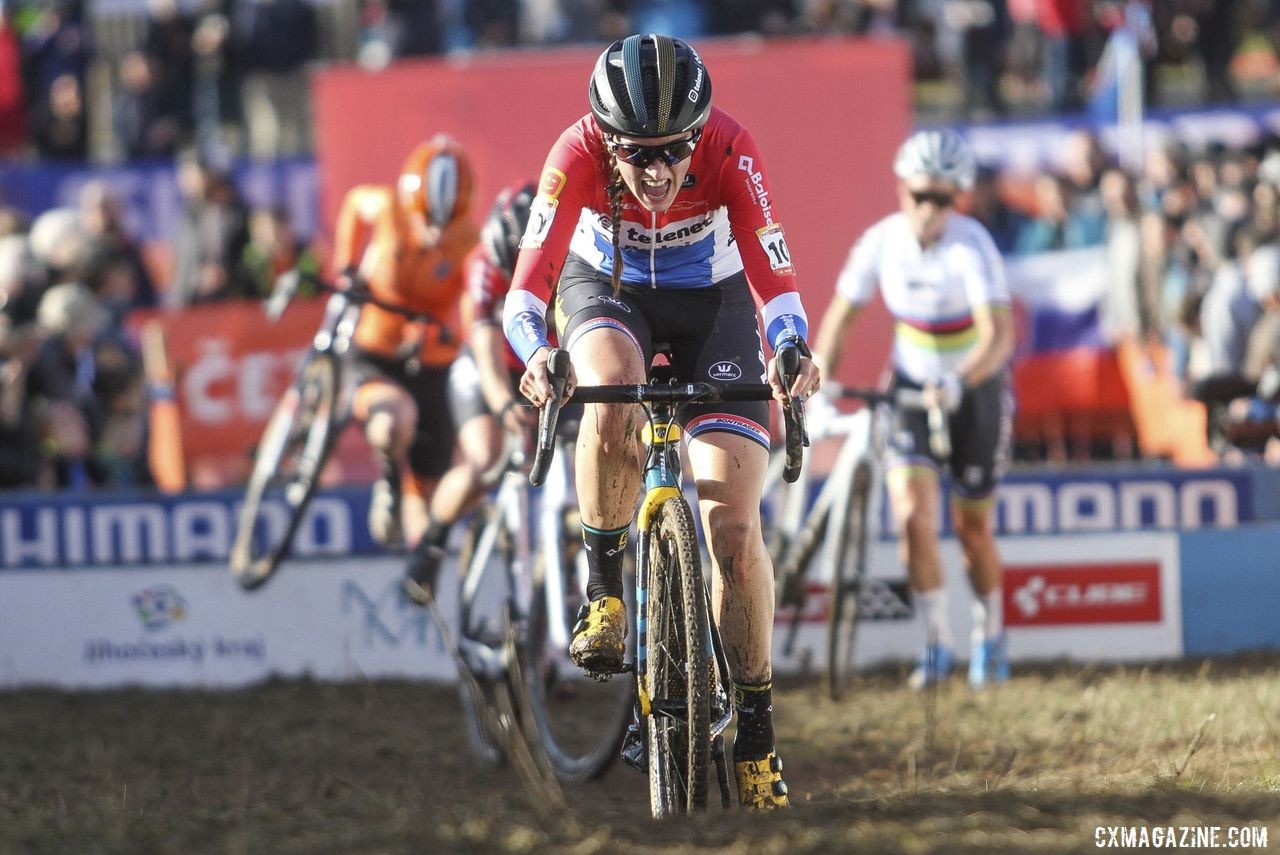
xmin=689 ymin=433 xmax=773 ymax=684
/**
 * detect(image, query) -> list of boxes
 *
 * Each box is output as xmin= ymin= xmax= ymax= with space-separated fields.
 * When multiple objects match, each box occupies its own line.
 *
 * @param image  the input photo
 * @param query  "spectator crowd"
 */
xmin=1 ymin=0 xmax=1279 ymax=491
xmin=0 ymin=1 xmax=1276 ymax=164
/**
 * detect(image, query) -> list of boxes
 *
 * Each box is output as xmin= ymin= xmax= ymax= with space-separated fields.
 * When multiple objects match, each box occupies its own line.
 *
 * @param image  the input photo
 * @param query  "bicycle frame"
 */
xmin=456 ymin=431 xmax=578 ymax=676
xmin=632 ymin=404 xmax=736 ymax=754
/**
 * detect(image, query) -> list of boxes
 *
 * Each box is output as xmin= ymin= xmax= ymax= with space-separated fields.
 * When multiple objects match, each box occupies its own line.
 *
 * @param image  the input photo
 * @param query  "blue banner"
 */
xmin=923 ymin=467 xmax=1257 ymax=538
xmin=0 ymin=486 xmax=384 ymax=570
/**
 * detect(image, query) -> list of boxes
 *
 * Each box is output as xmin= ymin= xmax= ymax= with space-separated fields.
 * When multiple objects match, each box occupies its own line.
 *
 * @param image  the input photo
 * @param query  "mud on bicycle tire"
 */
xmin=229 ymin=352 xmax=340 ymax=591
xmin=826 ymin=459 xmax=873 ymax=701
xmin=646 ymin=497 xmax=711 ymax=817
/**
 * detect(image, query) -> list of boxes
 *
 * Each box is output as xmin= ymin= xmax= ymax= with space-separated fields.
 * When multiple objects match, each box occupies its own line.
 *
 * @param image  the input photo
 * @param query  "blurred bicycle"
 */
xmin=228 ymin=270 xmax=442 ymax=590
xmin=765 ymin=384 xmax=949 ymax=700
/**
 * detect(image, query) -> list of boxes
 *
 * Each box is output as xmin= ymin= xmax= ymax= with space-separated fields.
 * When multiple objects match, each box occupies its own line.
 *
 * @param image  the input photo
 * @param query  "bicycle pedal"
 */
xmin=620 ymin=723 xmax=647 ymax=774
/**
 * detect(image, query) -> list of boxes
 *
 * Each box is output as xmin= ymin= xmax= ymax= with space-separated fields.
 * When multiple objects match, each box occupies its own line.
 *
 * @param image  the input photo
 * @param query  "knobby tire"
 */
xmin=229 ymin=353 xmax=338 ymax=590
xmin=646 ymin=497 xmax=710 ymax=817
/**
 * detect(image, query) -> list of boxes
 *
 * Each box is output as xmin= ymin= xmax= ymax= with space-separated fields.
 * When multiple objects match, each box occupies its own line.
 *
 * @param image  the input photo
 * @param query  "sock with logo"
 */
xmin=733 ymin=680 xmax=776 ymax=761
xmin=971 ymin=588 xmax=1003 ymax=642
xmin=582 ymin=522 xmax=629 ymax=602
xmin=917 ymin=588 xmax=954 ymax=648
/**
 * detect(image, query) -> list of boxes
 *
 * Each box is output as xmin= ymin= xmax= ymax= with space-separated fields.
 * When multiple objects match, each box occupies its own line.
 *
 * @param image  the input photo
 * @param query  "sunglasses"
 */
xmin=909 ymin=189 xmax=956 ymax=208
xmin=607 ymin=132 xmax=700 ymax=168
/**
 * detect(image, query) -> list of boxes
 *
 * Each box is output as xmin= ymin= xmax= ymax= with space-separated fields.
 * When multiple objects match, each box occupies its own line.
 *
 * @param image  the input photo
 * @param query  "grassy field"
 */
xmin=2 ymin=657 xmax=1278 ymax=854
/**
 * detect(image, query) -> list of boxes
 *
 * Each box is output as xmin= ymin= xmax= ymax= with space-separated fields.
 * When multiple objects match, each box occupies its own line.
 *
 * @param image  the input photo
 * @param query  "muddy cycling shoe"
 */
xmin=368 ymin=459 xmax=403 ymax=547
xmin=568 ymin=596 xmax=627 ymax=675
xmin=402 ymin=543 xmax=445 ymax=606
xmin=735 ymin=752 xmax=790 ymax=810
xmin=968 ymin=632 xmax=1010 ymax=688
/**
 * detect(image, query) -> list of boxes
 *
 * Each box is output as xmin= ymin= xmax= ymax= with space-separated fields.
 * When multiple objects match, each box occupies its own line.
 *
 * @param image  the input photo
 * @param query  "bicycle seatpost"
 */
xmin=530 ymin=347 xmax=570 ymax=486
xmin=777 ymin=343 xmax=809 ymax=484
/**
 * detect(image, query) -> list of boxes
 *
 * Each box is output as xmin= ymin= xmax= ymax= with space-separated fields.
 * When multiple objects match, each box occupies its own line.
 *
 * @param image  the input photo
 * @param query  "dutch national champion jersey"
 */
xmin=835 ymin=212 xmax=1009 ymax=381
xmin=503 ymin=107 xmax=807 ymax=365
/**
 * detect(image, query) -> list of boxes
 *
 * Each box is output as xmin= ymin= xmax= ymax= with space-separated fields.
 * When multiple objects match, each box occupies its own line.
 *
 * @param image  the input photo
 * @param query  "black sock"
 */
xmin=421 ymin=517 xmax=450 ymax=549
xmin=733 ymin=681 xmax=776 ymax=761
xmin=582 ymin=522 xmax=628 ymax=601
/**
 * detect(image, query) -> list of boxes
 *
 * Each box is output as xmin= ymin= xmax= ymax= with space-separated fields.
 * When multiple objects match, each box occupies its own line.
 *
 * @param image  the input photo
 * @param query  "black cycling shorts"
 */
xmin=555 ymin=256 xmax=770 ymax=448
xmin=886 ymin=371 xmax=1014 ymax=499
xmin=352 ymin=350 xmax=456 ymax=479
xmin=446 ymin=347 xmax=526 ymax=427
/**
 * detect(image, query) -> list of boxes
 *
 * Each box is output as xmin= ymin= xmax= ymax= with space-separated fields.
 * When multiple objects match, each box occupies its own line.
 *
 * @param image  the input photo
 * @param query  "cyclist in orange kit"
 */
xmin=331 ymin=134 xmax=480 ymax=568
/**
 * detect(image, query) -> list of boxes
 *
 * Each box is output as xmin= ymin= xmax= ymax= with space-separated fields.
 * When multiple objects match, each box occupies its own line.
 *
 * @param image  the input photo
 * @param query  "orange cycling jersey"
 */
xmin=333 ymin=185 xmax=479 ymax=367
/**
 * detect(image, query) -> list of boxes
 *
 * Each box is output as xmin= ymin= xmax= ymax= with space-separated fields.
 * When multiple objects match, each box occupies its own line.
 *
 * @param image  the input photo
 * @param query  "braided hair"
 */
xmin=606 ymin=152 xmax=625 ymax=296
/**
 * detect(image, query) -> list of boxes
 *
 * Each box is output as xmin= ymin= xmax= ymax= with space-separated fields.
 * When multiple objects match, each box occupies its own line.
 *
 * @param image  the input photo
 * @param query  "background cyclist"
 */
xmin=502 ymin=34 xmax=819 ymax=810
xmin=812 ymin=129 xmax=1015 ymax=689
xmin=331 ymin=134 xmax=480 ymax=564
xmin=402 ymin=180 xmax=538 ymax=602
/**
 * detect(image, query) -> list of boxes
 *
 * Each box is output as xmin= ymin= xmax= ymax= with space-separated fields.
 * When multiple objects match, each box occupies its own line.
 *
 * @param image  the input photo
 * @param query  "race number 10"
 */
xmin=756 ymin=223 xmax=793 ymax=275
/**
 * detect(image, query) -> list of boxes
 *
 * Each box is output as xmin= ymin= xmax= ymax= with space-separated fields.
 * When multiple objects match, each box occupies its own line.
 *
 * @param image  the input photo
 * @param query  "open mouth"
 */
xmin=641 ymin=177 xmax=671 ymax=204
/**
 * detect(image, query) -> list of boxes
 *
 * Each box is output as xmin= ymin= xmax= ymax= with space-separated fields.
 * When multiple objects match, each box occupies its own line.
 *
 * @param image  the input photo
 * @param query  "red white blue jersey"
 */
xmin=503 ymin=107 xmax=807 ymax=364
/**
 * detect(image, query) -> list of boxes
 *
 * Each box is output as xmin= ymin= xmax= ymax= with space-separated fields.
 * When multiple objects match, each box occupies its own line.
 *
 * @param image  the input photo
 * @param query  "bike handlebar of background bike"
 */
xmin=529 ymin=344 xmax=810 ymax=486
xmin=267 ymin=268 xmax=446 ymax=330
xmin=826 ymin=384 xmax=952 ymax=461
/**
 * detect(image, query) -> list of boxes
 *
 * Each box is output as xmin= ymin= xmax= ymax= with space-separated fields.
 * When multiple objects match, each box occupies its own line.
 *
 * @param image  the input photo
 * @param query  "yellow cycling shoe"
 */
xmin=567 ymin=596 xmax=626 ymax=675
xmin=735 ymin=752 xmax=790 ymax=810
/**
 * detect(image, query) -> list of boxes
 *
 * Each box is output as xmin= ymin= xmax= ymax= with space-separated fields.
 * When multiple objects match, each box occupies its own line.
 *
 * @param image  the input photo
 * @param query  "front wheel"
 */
xmin=229 ymin=352 xmax=339 ymax=590
xmin=646 ymin=497 xmax=711 ymax=818
xmin=827 ymin=460 xmax=873 ymax=701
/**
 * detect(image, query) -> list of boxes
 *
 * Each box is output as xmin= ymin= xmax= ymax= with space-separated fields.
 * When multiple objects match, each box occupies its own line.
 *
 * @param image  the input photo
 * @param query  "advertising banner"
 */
xmin=0 ymin=528 xmax=1184 ymax=689
xmin=0 ymin=558 xmax=455 ymax=688
xmin=0 ymin=487 xmax=382 ymax=569
xmin=313 ymin=37 xmax=912 ymax=391
xmin=126 ymin=299 xmax=379 ymax=488
xmin=774 ymin=531 xmax=1183 ymax=672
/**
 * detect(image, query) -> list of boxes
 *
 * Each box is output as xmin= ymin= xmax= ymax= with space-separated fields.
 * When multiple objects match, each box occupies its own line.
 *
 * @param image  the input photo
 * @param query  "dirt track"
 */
xmin=2 ymin=658 xmax=1279 ymax=854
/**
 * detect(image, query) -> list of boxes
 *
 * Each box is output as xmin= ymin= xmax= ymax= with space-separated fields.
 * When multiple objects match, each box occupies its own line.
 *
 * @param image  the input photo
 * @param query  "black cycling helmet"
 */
xmin=482 ymin=180 xmax=535 ymax=277
xmin=588 ymin=34 xmax=712 ymax=139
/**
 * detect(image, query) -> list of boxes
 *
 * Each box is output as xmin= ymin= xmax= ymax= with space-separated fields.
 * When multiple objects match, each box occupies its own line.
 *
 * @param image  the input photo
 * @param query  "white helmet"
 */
xmin=893 ymin=129 xmax=976 ymax=190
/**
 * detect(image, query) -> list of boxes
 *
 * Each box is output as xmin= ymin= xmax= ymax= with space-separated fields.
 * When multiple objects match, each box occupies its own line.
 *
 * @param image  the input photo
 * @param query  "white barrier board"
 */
xmin=0 ymin=558 xmax=457 ymax=688
xmin=0 ymin=532 xmax=1181 ymax=689
xmin=773 ymin=531 xmax=1183 ymax=671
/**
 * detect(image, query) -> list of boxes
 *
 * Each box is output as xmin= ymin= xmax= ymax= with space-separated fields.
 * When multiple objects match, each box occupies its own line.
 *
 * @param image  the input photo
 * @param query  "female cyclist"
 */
xmin=502 ymin=34 xmax=820 ymax=809
xmin=812 ymin=129 xmax=1015 ymax=689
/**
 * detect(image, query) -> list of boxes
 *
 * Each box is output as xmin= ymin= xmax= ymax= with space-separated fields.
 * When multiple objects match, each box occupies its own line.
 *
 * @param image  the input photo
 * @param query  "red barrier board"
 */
xmin=132 ymin=299 xmax=333 ymax=487
xmin=1004 ymin=562 xmax=1163 ymax=626
xmin=312 ymin=36 xmax=910 ymax=389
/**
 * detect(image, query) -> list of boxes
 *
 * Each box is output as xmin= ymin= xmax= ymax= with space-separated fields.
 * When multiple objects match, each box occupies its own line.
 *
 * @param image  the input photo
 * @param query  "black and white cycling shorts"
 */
xmin=886 ymin=370 xmax=1014 ymax=500
xmin=555 ymin=256 xmax=771 ymax=449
